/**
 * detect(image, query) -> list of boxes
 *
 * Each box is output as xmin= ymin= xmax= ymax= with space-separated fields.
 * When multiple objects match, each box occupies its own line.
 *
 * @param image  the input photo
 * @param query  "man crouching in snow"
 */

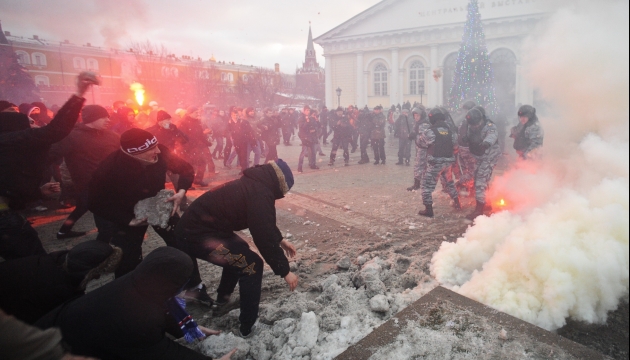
xmin=174 ymin=159 xmax=298 ymax=338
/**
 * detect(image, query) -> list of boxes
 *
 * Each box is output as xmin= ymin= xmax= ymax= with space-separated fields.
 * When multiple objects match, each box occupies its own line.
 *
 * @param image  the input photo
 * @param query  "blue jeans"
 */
xmin=248 ymin=140 xmax=261 ymax=166
xmin=298 ymin=143 xmax=316 ymax=169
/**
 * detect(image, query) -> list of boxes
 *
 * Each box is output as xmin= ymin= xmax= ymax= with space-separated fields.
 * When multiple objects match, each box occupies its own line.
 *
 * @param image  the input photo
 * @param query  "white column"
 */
xmin=399 ymin=68 xmax=405 ymax=106
xmin=390 ymin=48 xmax=399 ymax=107
xmin=363 ymin=70 xmax=370 ymax=107
xmin=356 ymin=52 xmax=364 ymax=107
xmin=429 ymin=44 xmax=438 ymax=106
xmin=324 ymin=54 xmax=333 ymax=109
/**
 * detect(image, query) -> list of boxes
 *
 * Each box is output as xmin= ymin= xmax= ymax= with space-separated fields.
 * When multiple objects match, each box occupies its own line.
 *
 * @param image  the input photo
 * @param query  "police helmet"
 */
xmin=517 ymin=105 xmax=536 ymax=120
xmin=466 ymin=108 xmax=484 ymax=126
xmin=428 ymin=108 xmax=446 ymax=124
xmin=460 ymin=100 xmax=476 ymax=111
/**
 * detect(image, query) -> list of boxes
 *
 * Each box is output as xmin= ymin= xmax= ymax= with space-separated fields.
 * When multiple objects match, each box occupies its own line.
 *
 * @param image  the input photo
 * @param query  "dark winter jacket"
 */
xmin=228 ymin=118 xmax=255 ymax=149
xmin=357 ymin=110 xmax=373 ymax=135
xmin=394 ymin=113 xmax=414 ymax=139
xmin=145 ymin=124 xmax=189 ymax=154
xmin=258 ymin=115 xmax=281 ymax=145
xmin=179 ymin=116 xmax=211 ymax=163
xmin=36 ymin=247 xmax=212 ymax=360
xmin=48 ymin=124 xmax=120 ymax=192
xmin=371 ymin=112 xmax=387 ymax=140
xmin=0 ymin=241 xmax=119 ymax=325
xmin=175 ymin=163 xmax=290 ymax=277
xmin=330 ymin=113 xmax=353 ymax=140
xmin=88 ymin=144 xmax=194 ymax=226
xmin=0 ymin=95 xmax=85 ymax=210
xmin=298 ymin=117 xmax=319 ymax=146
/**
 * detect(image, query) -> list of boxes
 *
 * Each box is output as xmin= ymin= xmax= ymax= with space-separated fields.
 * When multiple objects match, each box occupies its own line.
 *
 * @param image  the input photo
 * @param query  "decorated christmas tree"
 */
xmin=447 ymin=0 xmax=498 ymax=115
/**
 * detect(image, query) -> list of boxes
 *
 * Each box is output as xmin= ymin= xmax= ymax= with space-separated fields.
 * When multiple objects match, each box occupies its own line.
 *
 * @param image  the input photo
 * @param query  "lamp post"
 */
xmin=336 ymin=87 xmax=342 ymax=108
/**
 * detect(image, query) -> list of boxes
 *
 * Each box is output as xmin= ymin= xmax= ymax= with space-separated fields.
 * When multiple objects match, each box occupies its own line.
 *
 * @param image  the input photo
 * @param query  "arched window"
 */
xmin=34 ymin=75 xmax=50 ymax=86
xmin=31 ymin=52 xmax=47 ymax=66
xmin=242 ymin=74 xmax=249 ymax=83
xmin=15 ymin=50 xmax=30 ymax=65
xmin=199 ymin=70 xmax=209 ymax=79
xmin=87 ymin=58 xmax=99 ymax=71
xmin=373 ymin=63 xmax=387 ymax=96
xmin=228 ymin=73 xmax=234 ymax=82
xmin=171 ymin=67 xmax=179 ymax=78
xmin=409 ymin=61 xmax=425 ymax=95
xmin=442 ymin=52 xmax=458 ymax=104
xmin=73 ymin=57 xmax=86 ymax=70
xmin=490 ymin=48 xmax=517 ymax=115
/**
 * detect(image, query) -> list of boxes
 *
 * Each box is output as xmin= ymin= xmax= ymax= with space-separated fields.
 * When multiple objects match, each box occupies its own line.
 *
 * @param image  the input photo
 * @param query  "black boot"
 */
xmin=396 ymin=158 xmax=404 ymax=165
xmin=405 ymin=159 xmax=410 ymax=166
xmin=418 ymin=204 xmax=434 ymax=217
xmin=407 ymin=178 xmax=420 ymax=191
xmin=453 ymin=197 xmax=462 ymax=210
xmin=373 ymin=160 xmax=380 ymax=165
xmin=358 ymin=158 xmax=369 ymax=164
xmin=466 ymin=201 xmax=485 ymax=220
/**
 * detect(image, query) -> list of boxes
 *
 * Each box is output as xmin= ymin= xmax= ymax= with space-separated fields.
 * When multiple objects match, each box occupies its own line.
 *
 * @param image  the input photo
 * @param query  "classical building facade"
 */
xmin=314 ymin=0 xmax=557 ymax=111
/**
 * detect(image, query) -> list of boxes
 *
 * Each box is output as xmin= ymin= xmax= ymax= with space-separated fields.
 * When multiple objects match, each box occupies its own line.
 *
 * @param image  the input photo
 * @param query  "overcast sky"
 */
xmin=0 ymin=0 xmax=381 ymax=72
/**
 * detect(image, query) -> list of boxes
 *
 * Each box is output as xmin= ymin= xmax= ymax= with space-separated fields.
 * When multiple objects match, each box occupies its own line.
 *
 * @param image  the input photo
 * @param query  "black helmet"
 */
xmin=472 ymin=105 xmax=487 ymax=119
xmin=466 ymin=108 xmax=484 ymax=126
xmin=518 ymin=105 xmax=536 ymax=120
xmin=428 ymin=108 xmax=446 ymax=124
xmin=460 ymin=100 xmax=476 ymax=111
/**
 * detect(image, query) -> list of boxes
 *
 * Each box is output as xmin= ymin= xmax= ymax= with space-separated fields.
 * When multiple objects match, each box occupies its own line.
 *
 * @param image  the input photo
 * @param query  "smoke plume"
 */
xmin=431 ymin=1 xmax=629 ymax=331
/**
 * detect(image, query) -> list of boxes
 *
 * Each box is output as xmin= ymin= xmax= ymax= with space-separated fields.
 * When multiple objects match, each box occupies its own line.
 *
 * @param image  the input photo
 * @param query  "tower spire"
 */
xmin=306 ymin=23 xmax=315 ymax=53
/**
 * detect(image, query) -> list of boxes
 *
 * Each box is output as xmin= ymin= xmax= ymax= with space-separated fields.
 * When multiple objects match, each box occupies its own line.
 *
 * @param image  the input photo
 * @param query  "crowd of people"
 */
xmin=0 ymin=71 xmax=543 ymax=360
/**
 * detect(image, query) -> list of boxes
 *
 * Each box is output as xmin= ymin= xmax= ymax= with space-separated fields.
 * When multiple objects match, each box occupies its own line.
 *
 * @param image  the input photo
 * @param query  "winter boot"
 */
xmin=373 ymin=160 xmax=380 ymax=165
xmin=418 ymin=204 xmax=434 ymax=218
xmin=396 ymin=157 xmax=404 ymax=165
xmin=466 ymin=201 xmax=485 ymax=221
xmin=453 ymin=197 xmax=462 ymax=210
xmin=183 ymin=284 xmax=215 ymax=307
xmin=407 ymin=178 xmax=421 ymax=191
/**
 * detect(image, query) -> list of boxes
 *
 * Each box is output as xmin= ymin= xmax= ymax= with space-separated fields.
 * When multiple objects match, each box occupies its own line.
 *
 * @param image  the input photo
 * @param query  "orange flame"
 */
xmin=499 ymin=199 xmax=506 ymax=207
xmin=130 ymin=82 xmax=145 ymax=106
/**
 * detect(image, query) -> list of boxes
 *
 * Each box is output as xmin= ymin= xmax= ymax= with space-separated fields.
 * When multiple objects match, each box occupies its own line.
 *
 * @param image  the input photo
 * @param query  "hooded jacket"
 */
xmin=88 ymin=144 xmax=194 ymax=226
xmin=36 ymin=247 xmax=212 ymax=360
xmin=48 ymin=124 xmax=120 ymax=192
xmin=0 ymin=95 xmax=85 ymax=209
xmin=175 ymin=163 xmax=290 ymax=277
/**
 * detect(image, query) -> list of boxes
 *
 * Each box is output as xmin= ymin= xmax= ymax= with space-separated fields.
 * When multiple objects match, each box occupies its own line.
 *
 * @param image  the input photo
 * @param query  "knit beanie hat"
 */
xmin=157 ymin=110 xmax=171 ymax=122
xmin=275 ymin=159 xmax=294 ymax=190
xmin=82 ymin=105 xmax=110 ymax=124
xmin=120 ymin=128 xmax=158 ymax=154
xmin=66 ymin=240 xmax=114 ymax=275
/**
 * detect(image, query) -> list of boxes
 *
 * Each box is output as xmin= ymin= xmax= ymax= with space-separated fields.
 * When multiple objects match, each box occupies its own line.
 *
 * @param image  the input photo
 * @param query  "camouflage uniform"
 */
xmin=468 ymin=121 xmax=501 ymax=204
xmin=413 ymin=122 xmax=431 ymax=181
xmin=456 ymin=121 xmax=477 ymax=191
xmin=510 ymin=120 xmax=544 ymax=160
xmin=417 ymin=120 xmax=459 ymax=205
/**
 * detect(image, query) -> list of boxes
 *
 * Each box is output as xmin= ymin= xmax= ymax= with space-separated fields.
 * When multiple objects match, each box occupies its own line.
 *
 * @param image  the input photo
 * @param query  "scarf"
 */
xmin=166 ymin=297 xmax=205 ymax=343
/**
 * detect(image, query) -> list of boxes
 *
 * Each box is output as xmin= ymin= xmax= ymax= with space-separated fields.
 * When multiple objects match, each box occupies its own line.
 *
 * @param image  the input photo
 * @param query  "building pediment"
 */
xmin=315 ymin=0 xmax=558 ymax=44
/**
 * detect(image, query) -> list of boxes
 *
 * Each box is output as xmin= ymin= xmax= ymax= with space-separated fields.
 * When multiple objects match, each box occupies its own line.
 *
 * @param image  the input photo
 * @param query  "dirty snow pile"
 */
xmin=370 ymin=302 xmax=577 ymax=360
xmin=431 ymin=1 xmax=629 ymax=331
xmin=198 ymin=255 xmax=436 ymax=360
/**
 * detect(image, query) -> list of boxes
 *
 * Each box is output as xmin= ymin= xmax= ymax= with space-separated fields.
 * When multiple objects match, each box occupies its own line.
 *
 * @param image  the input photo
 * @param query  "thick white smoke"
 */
xmin=431 ymin=1 xmax=629 ymax=331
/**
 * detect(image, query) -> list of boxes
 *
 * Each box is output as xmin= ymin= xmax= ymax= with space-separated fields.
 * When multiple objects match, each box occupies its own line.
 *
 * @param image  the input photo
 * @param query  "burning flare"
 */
xmin=130 ymin=82 xmax=145 ymax=106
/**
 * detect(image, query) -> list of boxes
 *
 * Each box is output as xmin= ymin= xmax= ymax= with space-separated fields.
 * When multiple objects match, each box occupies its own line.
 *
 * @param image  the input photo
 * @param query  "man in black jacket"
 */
xmin=0 ymin=240 xmax=121 ymax=324
xmin=180 ymin=107 xmax=214 ymax=187
xmin=36 ymin=247 xmax=235 ymax=360
xmin=328 ymin=107 xmax=353 ymax=166
xmin=89 ymin=128 xmax=195 ymax=278
xmin=49 ymin=105 xmax=120 ymax=239
xmin=297 ymin=106 xmax=319 ymax=172
xmin=174 ymin=159 xmax=298 ymax=338
xmin=0 ymin=72 xmax=98 ymax=260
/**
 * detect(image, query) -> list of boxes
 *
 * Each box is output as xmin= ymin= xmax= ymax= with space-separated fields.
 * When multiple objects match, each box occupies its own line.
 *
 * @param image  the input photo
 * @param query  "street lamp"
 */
xmin=336 ymin=87 xmax=342 ymax=108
